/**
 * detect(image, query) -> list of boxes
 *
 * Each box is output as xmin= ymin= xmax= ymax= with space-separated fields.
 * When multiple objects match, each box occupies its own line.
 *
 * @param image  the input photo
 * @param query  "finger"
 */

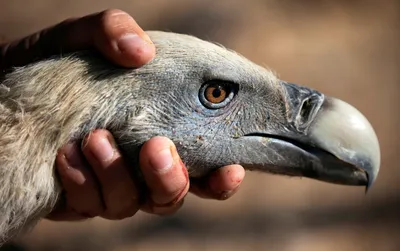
xmin=139 ymin=136 xmax=189 ymax=216
xmin=0 ymin=9 xmax=155 ymax=69
xmin=141 ymin=197 xmax=185 ymax=216
xmin=190 ymin=165 xmax=245 ymax=200
xmin=46 ymin=197 xmax=89 ymax=222
xmin=47 ymin=210 xmax=88 ymax=221
xmin=54 ymin=141 xmax=104 ymax=217
xmin=81 ymin=129 xmax=139 ymax=220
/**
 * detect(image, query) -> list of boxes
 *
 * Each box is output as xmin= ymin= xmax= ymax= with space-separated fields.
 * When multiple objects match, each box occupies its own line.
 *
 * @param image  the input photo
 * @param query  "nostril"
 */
xmin=296 ymin=95 xmax=322 ymax=132
xmin=300 ymin=98 xmax=313 ymax=122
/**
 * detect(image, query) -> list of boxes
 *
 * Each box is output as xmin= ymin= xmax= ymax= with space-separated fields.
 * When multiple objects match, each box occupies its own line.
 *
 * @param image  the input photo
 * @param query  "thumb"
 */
xmin=0 ymin=9 xmax=155 ymax=69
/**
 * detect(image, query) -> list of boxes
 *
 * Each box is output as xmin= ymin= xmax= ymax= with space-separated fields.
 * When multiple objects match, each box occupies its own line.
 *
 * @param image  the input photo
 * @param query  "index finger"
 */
xmin=0 ymin=9 xmax=155 ymax=69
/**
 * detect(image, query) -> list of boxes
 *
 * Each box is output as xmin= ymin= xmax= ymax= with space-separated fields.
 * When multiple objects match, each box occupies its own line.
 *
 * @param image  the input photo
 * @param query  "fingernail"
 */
xmin=63 ymin=143 xmax=82 ymax=168
xmin=219 ymin=191 xmax=234 ymax=200
xmin=117 ymin=33 xmax=153 ymax=55
xmin=218 ymin=186 xmax=240 ymax=201
xmin=208 ymin=166 xmax=244 ymax=199
xmin=60 ymin=143 xmax=87 ymax=185
xmin=149 ymin=147 xmax=174 ymax=173
xmin=89 ymin=137 xmax=115 ymax=162
xmin=209 ymin=179 xmax=241 ymax=200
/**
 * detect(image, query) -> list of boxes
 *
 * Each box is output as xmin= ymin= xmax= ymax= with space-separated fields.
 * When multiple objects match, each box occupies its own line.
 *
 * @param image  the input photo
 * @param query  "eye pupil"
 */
xmin=205 ymin=84 xmax=227 ymax=104
xmin=212 ymin=88 xmax=221 ymax=98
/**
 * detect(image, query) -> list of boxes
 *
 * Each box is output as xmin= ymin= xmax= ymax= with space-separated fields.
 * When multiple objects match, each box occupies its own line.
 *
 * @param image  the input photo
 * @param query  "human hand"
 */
xmin=0 ymin=9 xmax=246 ymax=221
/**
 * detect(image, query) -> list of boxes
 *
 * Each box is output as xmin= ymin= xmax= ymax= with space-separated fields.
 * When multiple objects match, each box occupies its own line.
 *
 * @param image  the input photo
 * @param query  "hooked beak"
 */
xmin=283 ymin=82 xmax=380 ymax=190
xmin=306 ymin=96 xmax=380 ymax=190
xmin=241 ymin=82 xmax=380 ymax=190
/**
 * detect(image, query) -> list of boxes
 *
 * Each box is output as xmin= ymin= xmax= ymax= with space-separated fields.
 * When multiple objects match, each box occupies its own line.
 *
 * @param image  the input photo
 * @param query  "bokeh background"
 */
xmin=0 ymin=0 xmax=399 ymax=250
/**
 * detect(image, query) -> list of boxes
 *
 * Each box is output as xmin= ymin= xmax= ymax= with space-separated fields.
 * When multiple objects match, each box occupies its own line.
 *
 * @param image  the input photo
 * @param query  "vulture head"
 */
xmin=0 ymin=31 xmax=380 ymax=242
xmin=98 ymin=31 xmax=379 ymax=188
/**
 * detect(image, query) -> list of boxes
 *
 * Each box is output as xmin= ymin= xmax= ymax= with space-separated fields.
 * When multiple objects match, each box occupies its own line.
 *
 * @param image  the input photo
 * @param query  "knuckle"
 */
xmin=101 ymin=9 xmax=127 ymax=19
xmin=102 ymin=187 xmax=139 ymax=219
xmin=99 ymin=9 xmax=133 ymax=28
xmin=103 ymin=201 xmax=138 ymax=220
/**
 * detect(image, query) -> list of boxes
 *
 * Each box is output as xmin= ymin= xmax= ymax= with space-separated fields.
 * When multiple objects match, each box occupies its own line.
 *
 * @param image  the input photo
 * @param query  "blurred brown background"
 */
xmin=0 ymin=0 xmax=399 ymax=250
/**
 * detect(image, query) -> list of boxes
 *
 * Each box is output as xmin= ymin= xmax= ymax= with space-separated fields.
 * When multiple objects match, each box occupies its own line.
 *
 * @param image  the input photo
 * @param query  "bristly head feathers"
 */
xmin=0 ymin=31 xmax=285 ymax=243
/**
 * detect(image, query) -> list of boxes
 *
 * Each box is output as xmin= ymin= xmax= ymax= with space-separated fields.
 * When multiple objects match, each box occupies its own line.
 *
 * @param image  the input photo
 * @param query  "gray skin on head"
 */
xmin=0 ymin=31 xmax=380 ymax=243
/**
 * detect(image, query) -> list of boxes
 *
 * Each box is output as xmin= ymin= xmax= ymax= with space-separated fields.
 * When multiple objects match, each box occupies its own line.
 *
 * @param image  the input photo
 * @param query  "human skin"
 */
xmin=0 ymin=9 xmax=246 ymax=221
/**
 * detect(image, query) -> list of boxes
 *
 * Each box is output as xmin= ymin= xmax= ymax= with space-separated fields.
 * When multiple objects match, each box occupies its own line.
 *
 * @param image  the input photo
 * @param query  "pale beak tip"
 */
xmin=310 ymin=97 xmax=381 ymax=189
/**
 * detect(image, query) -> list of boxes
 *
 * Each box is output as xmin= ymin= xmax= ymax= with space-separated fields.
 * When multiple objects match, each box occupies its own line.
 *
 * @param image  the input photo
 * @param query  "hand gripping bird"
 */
xmin=0 ymin=31 xmax=380 ymax=243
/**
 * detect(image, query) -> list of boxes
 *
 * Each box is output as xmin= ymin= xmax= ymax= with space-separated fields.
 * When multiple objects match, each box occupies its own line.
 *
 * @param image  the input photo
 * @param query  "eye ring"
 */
xmin=199 ymin=81 xmax=237 ymax=109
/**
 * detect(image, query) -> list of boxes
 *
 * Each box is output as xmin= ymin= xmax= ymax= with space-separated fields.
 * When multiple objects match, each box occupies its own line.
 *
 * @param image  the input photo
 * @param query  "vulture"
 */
xmin=0 ymin=31 xmax=380 ymax=243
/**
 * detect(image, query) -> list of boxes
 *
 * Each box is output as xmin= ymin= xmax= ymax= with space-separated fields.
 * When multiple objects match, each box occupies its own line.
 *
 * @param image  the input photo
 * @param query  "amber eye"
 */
xmin=205 ymin=85 xmax=227 ymax=104
xmin=199 ymin=81 xmax=237 ymax=109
